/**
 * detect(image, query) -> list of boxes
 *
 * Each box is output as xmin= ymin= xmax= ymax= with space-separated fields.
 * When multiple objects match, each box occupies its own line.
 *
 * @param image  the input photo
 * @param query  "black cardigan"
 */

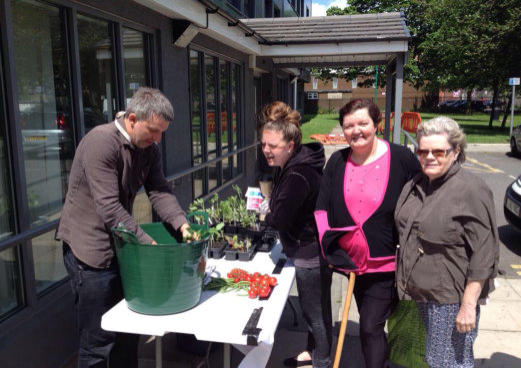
xmin=315 ymin=142 xmax=420 ymax=271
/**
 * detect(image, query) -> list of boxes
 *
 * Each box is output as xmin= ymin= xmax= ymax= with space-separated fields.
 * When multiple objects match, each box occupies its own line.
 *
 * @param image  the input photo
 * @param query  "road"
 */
xmin=463 ymin=146 xmax=521 ymax=278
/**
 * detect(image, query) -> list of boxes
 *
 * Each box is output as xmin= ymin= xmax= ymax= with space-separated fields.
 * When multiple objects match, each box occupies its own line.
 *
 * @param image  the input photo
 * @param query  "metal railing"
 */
xmin=403 ymin=130 xmax=418 ymax=152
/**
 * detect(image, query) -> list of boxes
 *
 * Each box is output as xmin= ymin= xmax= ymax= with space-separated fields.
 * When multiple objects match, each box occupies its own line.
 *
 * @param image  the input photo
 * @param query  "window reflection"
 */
xmin=205 ymin=55 xmax=216 ymax=161
xmin=190 ymin=51 xmax=203 ymax=165
xmin=0 ymin=57 xmax=13 ymax=240
xmin=0 ymin=247 xmax=23 ymax=319
xmin=220 ymin=60 xmax=232 ymax=182
xmin=205 ymin=55 xmax=220 ymax=191
xmin=12 ymin=0 xmax=74 ymax=227
xmin=122 ymin=27 xmax=147 ymax=103
xmin=77 ymin=14 xmax=116 ymax=131
xmin=188 ymin=49 xmax=243 ymax=198
xmin=30 ymin=229 xmax=67 ymax=294
xmin=232 ymin=65 xmax=241 ymax=175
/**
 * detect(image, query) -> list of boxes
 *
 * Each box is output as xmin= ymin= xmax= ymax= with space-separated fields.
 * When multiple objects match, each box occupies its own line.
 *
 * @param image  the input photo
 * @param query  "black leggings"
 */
xmin=354 ymin=272 xmax=397 ymax=368
xmin=295 ymin=261 xmax=333 ymax=368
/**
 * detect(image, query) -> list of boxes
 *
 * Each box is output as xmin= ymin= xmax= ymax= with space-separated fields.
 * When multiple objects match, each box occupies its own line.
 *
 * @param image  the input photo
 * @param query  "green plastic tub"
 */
xmin=112 ymin=213 xmax=208 ymax=315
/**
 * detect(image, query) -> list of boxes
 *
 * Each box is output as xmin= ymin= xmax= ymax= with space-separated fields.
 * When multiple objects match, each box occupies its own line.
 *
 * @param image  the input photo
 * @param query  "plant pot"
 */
xmin=237 ymin=243 xmax=257 ymax=261
xmin=256 ymin=237 xmax=275 ymax=252
xmin=223 ymin=224 xmax=239 ymax=235
xmin=238 ymin=224 xmax=266 ymax=242
xmin=224 ymin=245 xmax=238 ymax=260
xmin=223 ymin=243 xmax=257 ymax=261
xmin=208 ymin=241 xmax=227 ymax=259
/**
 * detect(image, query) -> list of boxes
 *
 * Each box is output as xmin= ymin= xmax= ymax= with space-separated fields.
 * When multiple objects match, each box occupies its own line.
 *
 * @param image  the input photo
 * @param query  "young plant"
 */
xmin=188 ymin=198 xmax=207 ymax=225
xmin=219 ymin=199 xmax=233 ymax=224
xmin=208 ymin=194 xmax=221 ymax=225
xmin=208 ymin=222 xmax=224 ymax=247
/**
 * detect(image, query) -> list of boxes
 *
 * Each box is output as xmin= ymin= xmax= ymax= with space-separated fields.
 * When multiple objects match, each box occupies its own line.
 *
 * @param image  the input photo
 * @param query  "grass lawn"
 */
xmin=301 ymin=113 xmax=339 ymax=143
xmin=301 ymin=112 xmax=520 ymax=144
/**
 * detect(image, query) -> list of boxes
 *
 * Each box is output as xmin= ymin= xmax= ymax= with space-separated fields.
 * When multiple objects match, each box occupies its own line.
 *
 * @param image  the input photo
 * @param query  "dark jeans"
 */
xmin=295 ymin=261 xmax=333 ymax=368
xmin=353 ymin=272 xmax=397 ymax=368
xmin=63 ymin=243 xmax=139 ymax=368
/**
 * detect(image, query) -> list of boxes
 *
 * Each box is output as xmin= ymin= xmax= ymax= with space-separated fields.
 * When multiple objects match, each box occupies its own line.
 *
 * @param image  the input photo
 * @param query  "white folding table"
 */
xmin=101 ymin=243 xmax=295 ymax=368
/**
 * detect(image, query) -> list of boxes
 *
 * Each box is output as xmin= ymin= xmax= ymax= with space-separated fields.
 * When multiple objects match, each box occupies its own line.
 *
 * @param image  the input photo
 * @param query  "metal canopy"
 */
xmin=241 ymin=12 xmax=410 ymax=143
xmin=242 ymin=12 xmax=409 ymax=69
xmin=242 ymin=12 xmax=410 ymax=44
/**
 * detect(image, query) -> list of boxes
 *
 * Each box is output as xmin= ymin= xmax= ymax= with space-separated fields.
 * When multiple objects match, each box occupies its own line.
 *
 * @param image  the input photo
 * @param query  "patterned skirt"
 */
xmin=416 ymin=302 xmax=480 ymax=368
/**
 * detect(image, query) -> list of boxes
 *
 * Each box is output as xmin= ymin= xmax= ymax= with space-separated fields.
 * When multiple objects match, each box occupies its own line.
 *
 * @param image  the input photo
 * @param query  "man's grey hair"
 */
xmin=417 ymin=116 xmax=467 ymax=163
xmin=124 ymin=87 xmax=174 ymax=124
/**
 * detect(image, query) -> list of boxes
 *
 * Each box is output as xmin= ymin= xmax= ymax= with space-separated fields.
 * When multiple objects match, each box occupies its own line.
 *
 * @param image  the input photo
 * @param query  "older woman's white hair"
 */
xmin=416 ymin=116 xmax=467 ymax=163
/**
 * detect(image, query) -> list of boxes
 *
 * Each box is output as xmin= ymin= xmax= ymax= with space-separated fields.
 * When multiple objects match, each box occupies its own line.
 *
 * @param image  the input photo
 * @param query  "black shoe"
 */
xmin=283 ymin=356 xmax=313 ymax=367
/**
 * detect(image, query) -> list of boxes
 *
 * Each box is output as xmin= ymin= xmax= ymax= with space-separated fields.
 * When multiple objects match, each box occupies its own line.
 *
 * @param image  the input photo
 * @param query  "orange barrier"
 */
xmin=310 ymin=134 xmax=347 ymax=145
xmin=206 ymin=112 xmax=237 ymax=134
xmin=377 ymin=112 xmax=394 ymax=134
xmin=400 ymin=112 xmax=421 ymax=133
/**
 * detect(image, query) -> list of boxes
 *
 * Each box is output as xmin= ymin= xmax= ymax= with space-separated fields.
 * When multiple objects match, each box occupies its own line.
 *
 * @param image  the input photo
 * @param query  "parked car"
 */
xmin=504 ymin=174 xmax=521 ymax=233
xmin=510 ymin=125 xmax=521 ymax=156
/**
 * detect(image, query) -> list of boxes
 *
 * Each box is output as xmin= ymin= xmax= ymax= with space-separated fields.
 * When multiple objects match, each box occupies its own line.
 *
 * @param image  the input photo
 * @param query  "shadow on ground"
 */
xmin=476 ymin=352 xmax=521 ymax=368
xmin=498 ymin=225 xmax=521 ymax=258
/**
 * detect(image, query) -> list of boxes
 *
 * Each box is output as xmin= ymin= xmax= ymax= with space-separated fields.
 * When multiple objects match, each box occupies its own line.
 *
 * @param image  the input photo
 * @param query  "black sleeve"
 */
xmin=315 ymin=151 xmax=338 ymax=212
xmin=265 ymin=171 xmax=311 ymax=233
xmin=401 ymin=145 xmax=421 ymax=180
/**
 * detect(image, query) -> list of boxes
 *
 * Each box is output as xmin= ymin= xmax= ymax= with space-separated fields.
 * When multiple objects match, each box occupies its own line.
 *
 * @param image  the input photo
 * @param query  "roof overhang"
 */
xmin=133 ymin=3 xmax=409 ymax=70
xmin=260 ymin=40 xmax=408 ymax=68
xmin=243 ymin=12 xmax=409 ymax=68
xmin=134 ymin=0 xmax=261 ymax=55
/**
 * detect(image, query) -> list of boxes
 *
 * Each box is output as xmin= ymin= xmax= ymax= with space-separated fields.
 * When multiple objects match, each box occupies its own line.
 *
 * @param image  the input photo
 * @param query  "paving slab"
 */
xmin=474 ymin=331 xmax=521 ymax=366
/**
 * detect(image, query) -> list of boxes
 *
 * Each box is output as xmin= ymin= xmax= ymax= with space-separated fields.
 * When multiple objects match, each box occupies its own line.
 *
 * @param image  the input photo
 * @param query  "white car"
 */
xmin=510 ymin=125 xmax=521 ymax=156
xmin=504 ymin=174 xmax=521 ymax=233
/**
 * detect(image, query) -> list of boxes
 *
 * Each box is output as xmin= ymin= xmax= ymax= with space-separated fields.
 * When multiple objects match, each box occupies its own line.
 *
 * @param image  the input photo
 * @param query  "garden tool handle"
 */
xmin=333 ymin=272 xmax=356 ymax=368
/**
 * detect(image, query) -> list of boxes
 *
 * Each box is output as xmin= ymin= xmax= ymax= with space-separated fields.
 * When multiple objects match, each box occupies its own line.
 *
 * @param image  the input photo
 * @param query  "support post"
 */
xmin=224 ymin=343 xmax=231 ymax=368
xmin=392 ymin=54 xmax=404 ymax=143
xmin=384 ymin=63 xmax=394 ymax=142
xmin=293 ymin=77 xmax=298 ymax=110
xmin=155 ymin=336 xmax=162 ymax=368
xmin=510 ymin=84 xmax=516 ymax=138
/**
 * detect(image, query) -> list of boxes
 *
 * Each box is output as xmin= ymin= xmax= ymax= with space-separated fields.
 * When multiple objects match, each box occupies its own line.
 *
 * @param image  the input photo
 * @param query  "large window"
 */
xmin=0 ymin=61 xmax=13 ymax=241
xmin=0 ymin=247 xmax=23 ymax=319
xmin=0 ymin=47 xmax=22 ymax=320
xmin=12 ymin=0 xmax=74 ymax=228
xmin=77 ymin=14 xmax=116 ymax=131
xmin=3 ymin=0 xmax=154 ymax=309
xmin=189 ymin=49 xmax=243 ymax=198
xmin=122 ymin=27 xmax=148 ymax=102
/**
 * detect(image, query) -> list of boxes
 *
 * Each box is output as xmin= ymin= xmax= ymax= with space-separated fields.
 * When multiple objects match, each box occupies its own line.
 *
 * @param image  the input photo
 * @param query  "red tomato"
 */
xmin=248 ymin=289 xmax=258 ymax=298
xmin=268 ymin=277 xmax=277 ymax=287
xmin=259 ymin=286 xmax=270 ymax=298
xmin=260 ymin=279 xmax=269 ymax=287
xmin=233 ymin=278 xmax=240 ymax=283
xmin=253 ymin=272 xmax=261 ymax=278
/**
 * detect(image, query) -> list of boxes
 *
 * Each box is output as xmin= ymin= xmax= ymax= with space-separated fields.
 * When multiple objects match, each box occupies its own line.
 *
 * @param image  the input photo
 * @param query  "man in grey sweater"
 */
xmin=57 ymin=87 xmax=190 ymax=367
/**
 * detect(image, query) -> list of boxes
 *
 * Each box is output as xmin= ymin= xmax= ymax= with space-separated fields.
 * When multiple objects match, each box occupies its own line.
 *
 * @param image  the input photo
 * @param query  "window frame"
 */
xmin=188 ymin=44 xmax=245 ymax=199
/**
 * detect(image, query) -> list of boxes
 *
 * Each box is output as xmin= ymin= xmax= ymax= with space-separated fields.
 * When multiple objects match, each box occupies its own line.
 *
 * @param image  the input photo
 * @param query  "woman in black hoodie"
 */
xmin=261 ymin=101 xmax=332 ymax=368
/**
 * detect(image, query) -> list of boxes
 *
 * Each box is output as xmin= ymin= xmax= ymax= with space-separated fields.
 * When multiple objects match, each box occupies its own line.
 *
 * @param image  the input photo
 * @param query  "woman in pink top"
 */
xmin=314 ymin=99 xmax=420 ymax=368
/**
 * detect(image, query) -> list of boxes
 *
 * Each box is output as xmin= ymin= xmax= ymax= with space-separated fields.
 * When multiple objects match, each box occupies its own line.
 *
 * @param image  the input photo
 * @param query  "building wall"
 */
xmin=0 ymin=1 xmax=277 ymax=366
xmin=304 ymin=76 xmax=427 ymax=113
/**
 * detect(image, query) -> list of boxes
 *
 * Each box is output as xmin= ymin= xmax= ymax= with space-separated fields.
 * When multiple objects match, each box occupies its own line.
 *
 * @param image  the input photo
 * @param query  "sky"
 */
xmin=311 ymin=0 xmax=347 ymax=16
